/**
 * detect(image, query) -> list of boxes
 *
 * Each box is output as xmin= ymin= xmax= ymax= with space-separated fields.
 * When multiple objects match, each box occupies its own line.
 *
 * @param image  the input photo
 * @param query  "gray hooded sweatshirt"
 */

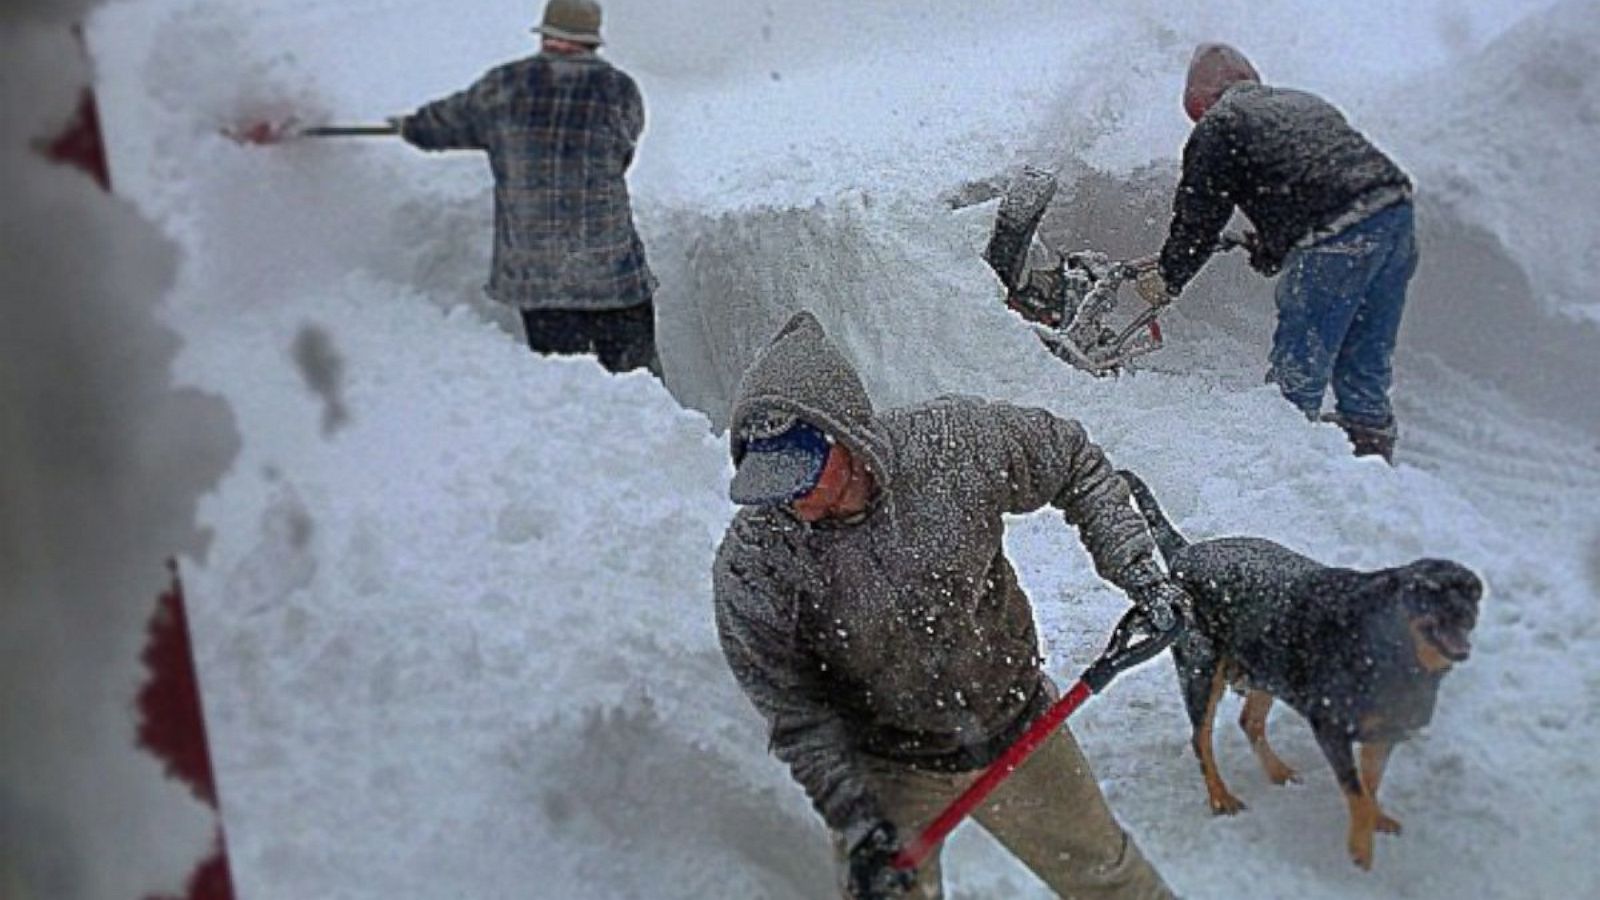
xmin=713 ymin=312 xmax=1165 ymax=833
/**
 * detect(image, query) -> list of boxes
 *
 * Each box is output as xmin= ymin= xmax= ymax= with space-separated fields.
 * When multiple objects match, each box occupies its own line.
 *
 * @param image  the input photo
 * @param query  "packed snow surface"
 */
xmin=86 ymin=0 xmax=1600 ymax=897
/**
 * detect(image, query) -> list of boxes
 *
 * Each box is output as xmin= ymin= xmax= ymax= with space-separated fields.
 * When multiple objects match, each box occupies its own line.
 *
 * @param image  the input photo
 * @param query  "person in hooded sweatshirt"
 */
xmin=1136 ymin=44 xmax=1417 ymax=463
xmin=390 ymin=0 xmax=657 ymax=374
xmin=712 ymin=311 xmax=1185 ymax=899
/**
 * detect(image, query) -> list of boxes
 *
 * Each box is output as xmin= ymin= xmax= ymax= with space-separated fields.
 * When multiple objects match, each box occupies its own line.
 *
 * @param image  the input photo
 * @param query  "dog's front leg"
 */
xmin=1360 ymin=741 xmax=1402 ymax=835
xmin=1313 ymin=724 xmax=1377 ymax=870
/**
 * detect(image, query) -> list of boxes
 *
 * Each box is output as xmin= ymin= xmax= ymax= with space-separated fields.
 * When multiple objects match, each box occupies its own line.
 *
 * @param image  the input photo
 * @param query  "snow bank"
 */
xmin=1379 ymin=0 xmax=1600 ymax=432
xmin=166 ymin=273 xmax=846 ymax=897
xmin=1384 ymin=0 xmax=1600 ymax=322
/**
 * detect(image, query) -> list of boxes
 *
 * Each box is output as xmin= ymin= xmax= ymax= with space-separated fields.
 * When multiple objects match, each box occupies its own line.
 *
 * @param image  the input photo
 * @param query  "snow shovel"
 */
xmin=890 ymin=604 xmax=1181 ymax=873
xmin=223 ymin=118 xmax=398 ymax=145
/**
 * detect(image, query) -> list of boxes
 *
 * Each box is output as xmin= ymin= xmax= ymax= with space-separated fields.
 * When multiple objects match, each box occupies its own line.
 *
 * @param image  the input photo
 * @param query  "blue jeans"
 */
xmin=1269 ymin=201 xmax=1418 ymax=427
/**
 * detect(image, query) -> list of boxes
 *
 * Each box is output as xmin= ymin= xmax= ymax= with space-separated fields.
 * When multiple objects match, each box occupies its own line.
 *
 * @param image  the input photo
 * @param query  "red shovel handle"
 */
xmin=891 ymin=601 xmax=1181 ymax=872
xmin=891 ymin=680 xmax=1093 ymax=871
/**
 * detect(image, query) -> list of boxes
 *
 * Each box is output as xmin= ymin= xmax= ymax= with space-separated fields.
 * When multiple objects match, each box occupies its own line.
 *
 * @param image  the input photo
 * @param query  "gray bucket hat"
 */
xmin=534 ymin=0 xmax=604 ymax=46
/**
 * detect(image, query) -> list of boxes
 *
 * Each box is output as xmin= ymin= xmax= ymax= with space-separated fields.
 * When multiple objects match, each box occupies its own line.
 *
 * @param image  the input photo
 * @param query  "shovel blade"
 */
xmin=222 ymin=116 xmax=302 ymax=145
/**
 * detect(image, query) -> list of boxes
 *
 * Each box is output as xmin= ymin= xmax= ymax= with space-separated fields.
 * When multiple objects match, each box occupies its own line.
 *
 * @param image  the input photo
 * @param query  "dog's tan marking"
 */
xmin=1195 ymin=659 xmax=1246 ymax=814
xmin=1341 ymin=779 xmax=1379 ymax=871
xmin=1239 ymin=690 xmax=1299 ymax=785
xmin=1360 ymin=741 xmax=1402 ymax=835
xmin=1357 ymin=712 xmax=1386 ymax=737
xmin=1407 ymin=616 xmax=1456 ymax=673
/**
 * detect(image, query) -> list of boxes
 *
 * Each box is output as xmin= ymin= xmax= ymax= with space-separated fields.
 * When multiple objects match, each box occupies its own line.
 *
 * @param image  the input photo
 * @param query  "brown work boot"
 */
xmin=1324 ymin=414 xmax=1397 ymax=464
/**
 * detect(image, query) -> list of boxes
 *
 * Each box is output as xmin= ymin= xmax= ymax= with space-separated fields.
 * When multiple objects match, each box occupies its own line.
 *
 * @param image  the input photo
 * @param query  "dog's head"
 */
xmin=1391 ymin=559 xmax=1483 ymax=670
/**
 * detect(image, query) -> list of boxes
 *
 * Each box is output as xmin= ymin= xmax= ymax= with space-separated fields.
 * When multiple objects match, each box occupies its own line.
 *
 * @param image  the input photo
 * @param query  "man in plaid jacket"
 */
xmin=394 ymin=0 xmax=657 ymax=374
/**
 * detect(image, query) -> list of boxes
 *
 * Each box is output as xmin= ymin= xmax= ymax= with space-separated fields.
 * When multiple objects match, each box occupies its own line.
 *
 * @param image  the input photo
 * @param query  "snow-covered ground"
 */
xmin=74 ymin=0 xmax=1600 ymax=897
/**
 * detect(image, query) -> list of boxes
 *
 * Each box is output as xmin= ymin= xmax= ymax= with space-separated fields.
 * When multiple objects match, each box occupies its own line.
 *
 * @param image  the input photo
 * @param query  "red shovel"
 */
xmin=891 ymin=604 xmax=1181 ymax=872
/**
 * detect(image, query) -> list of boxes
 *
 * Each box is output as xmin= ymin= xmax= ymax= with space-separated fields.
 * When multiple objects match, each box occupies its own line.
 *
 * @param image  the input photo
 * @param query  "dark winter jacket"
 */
xmin=712 ymin=312 xmax=1166 ymax=833
xmin=402 ymin=51 xmax=655 ymax=311
xmin=1158 ymin=83 xmax=1412 ymax=292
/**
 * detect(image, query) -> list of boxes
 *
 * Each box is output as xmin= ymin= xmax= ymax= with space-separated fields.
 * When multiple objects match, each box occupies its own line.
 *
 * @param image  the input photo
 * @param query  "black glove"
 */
xmin=1238 ymin=230 xmax=1281 ymax=276
xmin=846 ymin=820 xmax=914 ymax=900
xmin=1128 ymin=579 xmax=1191 ymax=640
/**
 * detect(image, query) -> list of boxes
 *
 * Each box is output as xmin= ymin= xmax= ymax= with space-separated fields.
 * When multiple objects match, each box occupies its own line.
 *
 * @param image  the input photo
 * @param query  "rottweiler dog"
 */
xmin=1120 ymin=471 xmax=1482 ymax=870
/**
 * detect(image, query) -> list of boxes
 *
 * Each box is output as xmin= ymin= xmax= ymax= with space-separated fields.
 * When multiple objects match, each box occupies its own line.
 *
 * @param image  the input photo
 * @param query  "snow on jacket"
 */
xmin=401 ymin=51 xmax=655 ymax=311
xmin=712 ymin=312 xmax=1166 ymax=833
xmin=1158 ymin=82 xmax=1412 ymax=292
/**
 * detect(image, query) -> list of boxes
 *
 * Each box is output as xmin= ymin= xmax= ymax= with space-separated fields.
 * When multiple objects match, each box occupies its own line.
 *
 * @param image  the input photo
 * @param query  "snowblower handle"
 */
xmin=1118 ymin=254 xmax=1161 ymax=277
xmin=890 ymin=606 xmax=1181 ymax=873
xmin=1124 ymin=235 xmax=1243 ymax=272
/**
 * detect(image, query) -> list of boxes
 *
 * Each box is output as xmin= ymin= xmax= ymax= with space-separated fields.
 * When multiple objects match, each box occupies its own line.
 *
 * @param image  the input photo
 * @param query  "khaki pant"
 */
xmin=835 ymin=726 xmax=1173 ymax=899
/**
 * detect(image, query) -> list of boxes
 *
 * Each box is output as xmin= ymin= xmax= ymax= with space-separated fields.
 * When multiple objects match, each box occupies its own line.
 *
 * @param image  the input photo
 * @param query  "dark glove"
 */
xmin=846 ymin=820 xmax=914 ymax=900
xmin=385 ymin=115 xmax=413 ymax=142
xmin=1128 ymin=579 xmax=1192 ymax=640
xmin=1238 ymin=230 xmax=1280 ymax=276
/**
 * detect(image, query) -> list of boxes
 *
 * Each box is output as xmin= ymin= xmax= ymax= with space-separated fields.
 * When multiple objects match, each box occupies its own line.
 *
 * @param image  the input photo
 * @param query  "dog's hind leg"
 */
xmin=1360 ymin=742 xmax=1402 ymax=835
xmin=1183 ymin=650 xmax=1247 ymax=815
xmin=1239 ymin=691 xmax=1300 ymax=785
xmin=1175 ymin=635 xmax=1248 ymax=814
xmin=1313 ymin=724 xmax=1378 ymax=870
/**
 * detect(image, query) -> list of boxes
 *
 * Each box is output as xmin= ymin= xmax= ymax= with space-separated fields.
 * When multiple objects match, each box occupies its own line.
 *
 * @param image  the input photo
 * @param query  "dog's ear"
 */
xmin=1353 ymin=565 xmax=1409 ymax=610
xmin=1395 ymin=559 xmax=1484 ymax=618
xmin=1409 ymin=559 xmax=1482 ymax=595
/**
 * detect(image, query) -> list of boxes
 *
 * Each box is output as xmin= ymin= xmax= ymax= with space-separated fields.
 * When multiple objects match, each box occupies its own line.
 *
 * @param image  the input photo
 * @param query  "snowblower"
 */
xmin=981 ymin=166 xmax=1241 ymax=375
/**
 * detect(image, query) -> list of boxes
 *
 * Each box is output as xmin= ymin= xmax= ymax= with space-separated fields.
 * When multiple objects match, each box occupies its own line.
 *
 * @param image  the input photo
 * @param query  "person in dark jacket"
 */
xmin=391 ymin=0 xmax=657 ymax=374
xmin=1137 ymin=44 xmax=1417 ymax=462
xmin=714 ymin=311 xmax=1185 ymax=899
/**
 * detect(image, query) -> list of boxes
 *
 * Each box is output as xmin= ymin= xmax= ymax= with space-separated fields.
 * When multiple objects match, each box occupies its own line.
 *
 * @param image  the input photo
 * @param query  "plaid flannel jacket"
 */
xmin=403 ymin=51 xmax=655 ymax=310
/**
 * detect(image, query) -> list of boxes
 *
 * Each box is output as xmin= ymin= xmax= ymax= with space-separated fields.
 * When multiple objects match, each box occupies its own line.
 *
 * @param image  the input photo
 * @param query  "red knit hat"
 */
xmin=1183 ymin=43 xmax=1260 ymax=121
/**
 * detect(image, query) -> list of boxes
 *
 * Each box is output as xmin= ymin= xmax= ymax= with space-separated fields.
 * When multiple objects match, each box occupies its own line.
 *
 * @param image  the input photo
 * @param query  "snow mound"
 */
xmin=1385 ymin=0 xmax=1600 ymax=322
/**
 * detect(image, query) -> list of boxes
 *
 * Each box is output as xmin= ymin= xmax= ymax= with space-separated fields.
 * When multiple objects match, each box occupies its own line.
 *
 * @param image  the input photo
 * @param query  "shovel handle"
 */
xmin=892 ymin=679 xmax=1094 ymax=871
xmin=891 ymin=606 xmax=1182 ymax=872
xmin=300 ymin=125 xmax=399 ymax=138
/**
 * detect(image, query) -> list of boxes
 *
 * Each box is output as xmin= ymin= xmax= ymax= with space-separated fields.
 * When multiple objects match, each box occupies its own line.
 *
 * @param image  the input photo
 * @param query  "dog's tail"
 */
xmin=1119 ymin=470 xmax=1189 ymax=563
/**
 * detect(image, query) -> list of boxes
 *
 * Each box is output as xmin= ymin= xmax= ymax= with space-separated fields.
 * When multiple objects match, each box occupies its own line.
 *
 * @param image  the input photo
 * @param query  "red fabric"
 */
xmin=1183 ymin=43 xmax=1260 ymax=121
xmin=40 ymin=25 xmax=112 ymax=192
xmin=136 ymin=563 xmax=238 ymax=900
xmin=136 ymin=561 xmax=220 ymax=809
xmin=41 ymin=89 xmax=112 ymax=190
